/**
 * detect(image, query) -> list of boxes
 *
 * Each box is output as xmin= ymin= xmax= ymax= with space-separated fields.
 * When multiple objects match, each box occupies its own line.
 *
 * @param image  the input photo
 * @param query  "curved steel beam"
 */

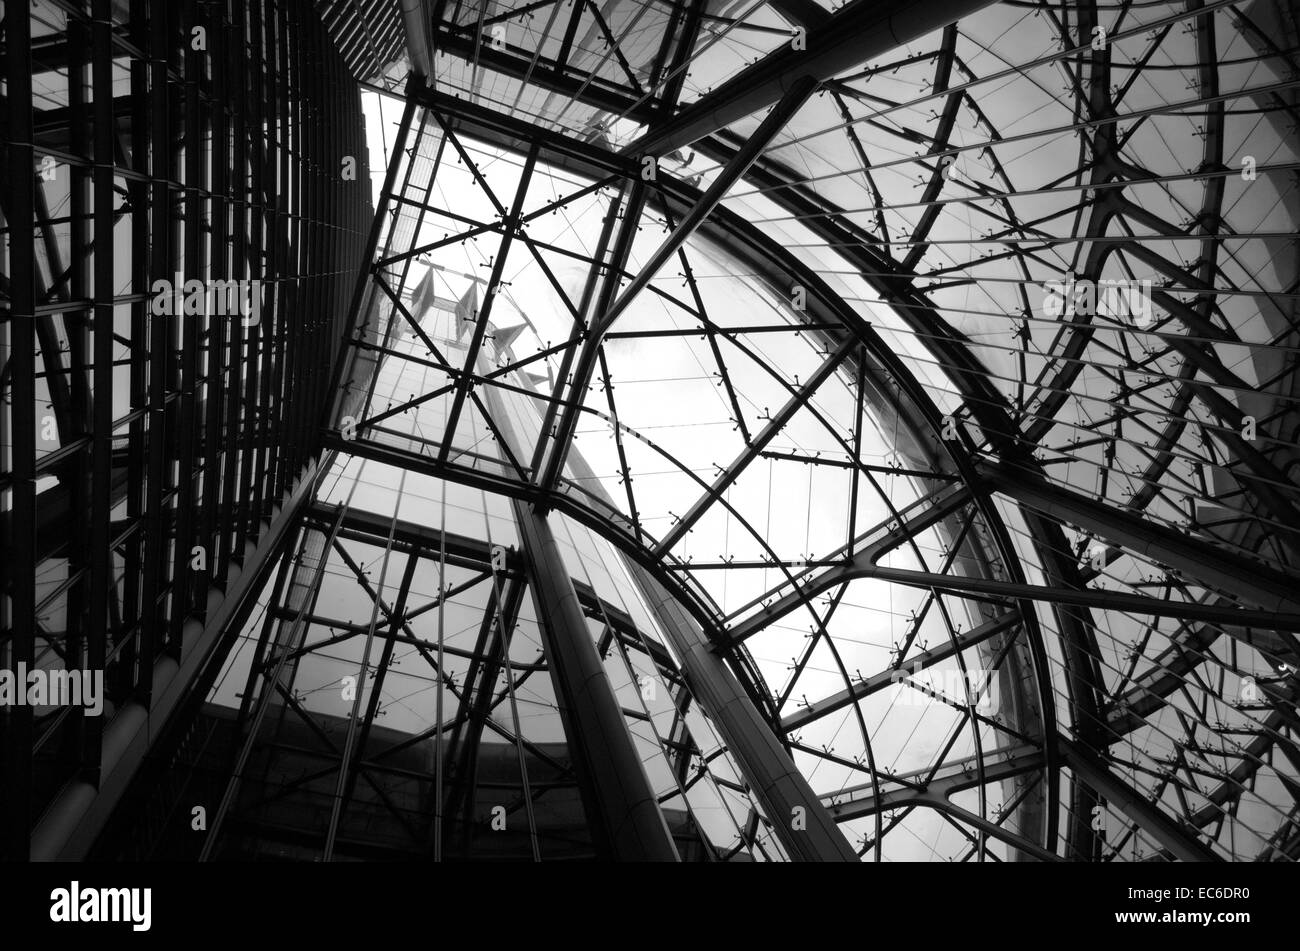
xmin=622 ymin=0 xmax=1001 ymax=157
xmin=536 ymin=75 xmax=817 ymax=495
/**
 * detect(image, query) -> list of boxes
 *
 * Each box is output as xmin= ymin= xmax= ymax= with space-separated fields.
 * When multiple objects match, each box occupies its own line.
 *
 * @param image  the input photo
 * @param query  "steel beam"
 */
xmin=1055 ymin=735 xmax=1221 ymax=862
xmin=767 ymin=0 xmax=831 ymax=29
xmin=782 ymin=612 xmax=1022 ymax=732
xmin=981 ymin=462 xmax=1300 ymax=614
xmin=821 ymin=744 xmax=1057 ymax=861
xmin=726 ymin=556 xmax=1300 ymax=635
xmin=538 ymin=76 xmax=817 ymax=494
xmin=654 ymin=333 xmax=855 ymax=555
xmin=436 ymin=138 xmax=538 ymax=465
xmin=556 ymin=437 xmax=857 ymax=860
xmin=514 ymin=501 xmax=681 ymax=861
xmin=399 ymin=0 xmax=433 ymax=76
xmin=719 ymin=484 xmax=970 ymax=647
xmin=2 ymin=0 xmax=38 ymax=861
xmin=622 ymin=0 xmax=1001 ymax=157
xmin=826 ymin=745 xmax=1042 ymax=820
xmin=628 ymin=568 xmax=859 ymax=860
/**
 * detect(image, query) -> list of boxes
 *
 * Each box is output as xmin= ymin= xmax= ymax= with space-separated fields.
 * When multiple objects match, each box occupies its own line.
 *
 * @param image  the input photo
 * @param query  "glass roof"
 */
xmin=6 ymin=0 xmax=1296 ymax=865
xmin=9 ymin=0 xmax=1284 ymax=861
xmin=309 ymin=0 xmax=1299 ymax=861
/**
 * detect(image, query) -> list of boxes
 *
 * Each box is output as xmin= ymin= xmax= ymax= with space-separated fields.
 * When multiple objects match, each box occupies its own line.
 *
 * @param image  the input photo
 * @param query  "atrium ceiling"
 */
xmin=312 ymin=0 xmax=1300 ymax=860
xmin=4 ymin=0 xmax=1299 ymax=862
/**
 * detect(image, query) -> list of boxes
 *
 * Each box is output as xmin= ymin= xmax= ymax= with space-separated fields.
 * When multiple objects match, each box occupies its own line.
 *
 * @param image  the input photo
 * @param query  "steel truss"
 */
xmin=151 ymin=503 xmax=790 ymax=861
xmin=308 ymin=0 xmax=1300 ymax=861
xmin=4 ymin=0 xmax=1296 ymax=863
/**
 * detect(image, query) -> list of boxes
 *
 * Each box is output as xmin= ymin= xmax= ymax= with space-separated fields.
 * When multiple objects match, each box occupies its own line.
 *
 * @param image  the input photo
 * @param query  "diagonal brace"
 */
xmin=537 ymin=76 xmax=818 ymax=496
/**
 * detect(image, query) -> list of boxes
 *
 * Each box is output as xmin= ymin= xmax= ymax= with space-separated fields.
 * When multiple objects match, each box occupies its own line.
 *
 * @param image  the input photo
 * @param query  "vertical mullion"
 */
xmin=202 ymin=1 xmax=229 ymax=587
xmin=2 ymin=0 xmax=38 ymax=861
xmin=274 ymin=0 xmax=297 ymax=497
xmin=123 ymin=0 xmax=150 ymax=698
xmin=223 ymin=0 xmax=248 ymax=571
xmin=307 ymin=6 xmax=331 ymax=474
xmin=64 ymin=7 xmax=93 ymax=785
xmin=86 ymin=0 xmax=116 ymax=796
xmin=137 ymin=0 xmax=173 ymax=704
xmin=261 ymin=0 xmax=284 ymax=516
xmin=236 ymin=0 xmax=265 ymax=552
xmin=170 ymin=0 xmax=204 ymax=651
xmin=289 ymin=0 xmax=312 ymax=484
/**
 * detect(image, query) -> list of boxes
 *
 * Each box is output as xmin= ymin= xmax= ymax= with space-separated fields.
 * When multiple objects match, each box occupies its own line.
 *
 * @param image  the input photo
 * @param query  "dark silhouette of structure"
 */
xmin=3 ymin=0 xmax=1298 ymax=862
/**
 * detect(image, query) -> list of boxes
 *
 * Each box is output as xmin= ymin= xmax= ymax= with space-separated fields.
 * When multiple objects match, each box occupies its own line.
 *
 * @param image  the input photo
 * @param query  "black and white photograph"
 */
xmin=1 ymin=0 xmax=1296 ymax=933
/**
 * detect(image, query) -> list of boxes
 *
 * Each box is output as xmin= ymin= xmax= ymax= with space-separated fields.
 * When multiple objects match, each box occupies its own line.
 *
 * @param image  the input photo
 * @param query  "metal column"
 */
xmin=513 ymin=502 xmax=681 ymax=862
xmin=629 ymin=568 xmax=860 ymax=861
xmin=561 ymin=422 xmax=858 ymax=860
